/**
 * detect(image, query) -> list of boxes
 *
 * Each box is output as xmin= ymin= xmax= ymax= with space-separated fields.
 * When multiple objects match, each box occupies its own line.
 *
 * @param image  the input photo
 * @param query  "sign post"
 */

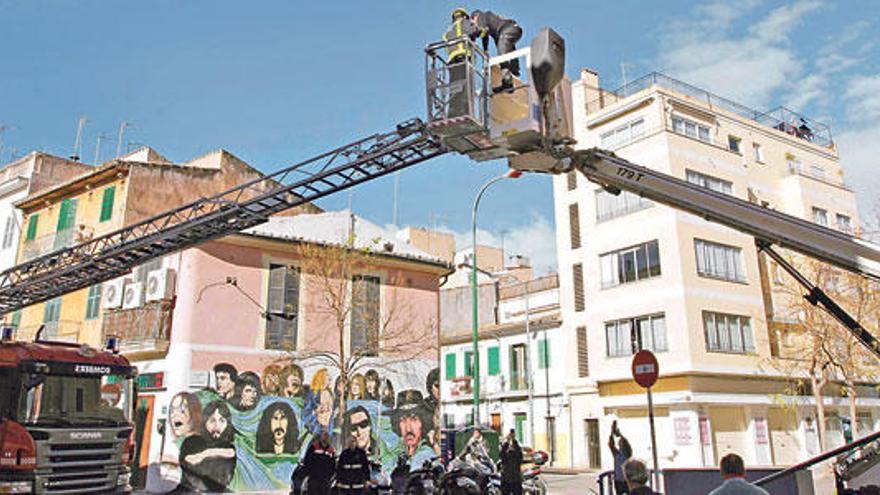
xmin=632 ymin=350 xmax=660 ymax=490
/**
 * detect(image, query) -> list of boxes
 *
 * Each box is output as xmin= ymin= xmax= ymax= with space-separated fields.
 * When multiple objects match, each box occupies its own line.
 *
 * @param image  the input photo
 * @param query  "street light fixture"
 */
xmin=470 ymin=168 xmax=522 ymax=427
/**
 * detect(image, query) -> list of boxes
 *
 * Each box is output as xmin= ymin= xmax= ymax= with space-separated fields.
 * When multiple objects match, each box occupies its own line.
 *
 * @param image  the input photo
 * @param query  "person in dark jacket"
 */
xmin=609 ymin=421 xmax=632 ymax=495
xmin=390 ymin=454 xmax=410 ymax=495
xmin=471 ymin=9 xmax=522 ymax=91
xmin=443 ymin=8 xmax=483 ymax=118
xmin=499 ymin=430 xmax=524 ymax=495
xmin=302 ymin=431 xmax=336 ymax=495
xmin=336 ymin=437 xmax=370 ymax=494
xmin=623 ymin=458 xmax=659 ymax=495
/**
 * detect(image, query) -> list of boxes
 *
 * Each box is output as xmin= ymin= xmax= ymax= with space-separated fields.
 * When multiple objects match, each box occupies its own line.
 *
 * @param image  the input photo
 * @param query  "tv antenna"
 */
xmin=70 ymin=116 xmax=88 ymax=162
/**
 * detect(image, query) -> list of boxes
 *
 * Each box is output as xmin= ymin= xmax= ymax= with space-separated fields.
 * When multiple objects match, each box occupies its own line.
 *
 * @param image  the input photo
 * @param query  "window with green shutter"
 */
xmin=10 ymin=310 xmax=21 ymax=329
xmin=445 ymin=353 xmax=456 ymax=379
xmin=85 ymin=284 xmax=102 ymax=320
xmin=464 ymin=351 xmax=473 ymax=377
xmin=100 ymin=186 xmax=115 ymax=222
xmin=26 ymin=215 xmax=38 ymax=241
xmin=538 ymin=338 xmax=550 ymax=369
xmin=488 ymin=346 xmax=500 ymax=375
xmin=56 ymin=199 xmax=77 ymax=232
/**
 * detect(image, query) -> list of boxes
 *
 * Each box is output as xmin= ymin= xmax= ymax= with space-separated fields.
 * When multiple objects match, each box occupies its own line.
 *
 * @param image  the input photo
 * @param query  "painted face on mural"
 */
xmin=271 ymin=409 xmax=289 ymax=446
xmin=170 ymin=395 xmax=195 ymax=437
xmin=206 ymin=408 xmax=230 ymax=440
xmin=351 ymin=380 xmax=362 ymax=398
xmin=216 ymin=371 xmax=235 ymax=399
xmin=284 ymin=373 xmax=302 ymax=397
xmin=365 ymin=373 xmax=379 ymax=397
xmin=349 ymin=410 xmax=372 ymax=450
xmin=399 ymin=415 xmax=423 ymax=452
xmin=317 ymin=389 xmax=334 ymax=428
xmin=241 ymin=384 xmax=259 ymax=408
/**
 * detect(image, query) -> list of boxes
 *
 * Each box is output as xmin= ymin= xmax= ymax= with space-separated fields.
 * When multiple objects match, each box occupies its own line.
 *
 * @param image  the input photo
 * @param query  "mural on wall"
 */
xmin=158 ymin=360 xmax=440 ymax=492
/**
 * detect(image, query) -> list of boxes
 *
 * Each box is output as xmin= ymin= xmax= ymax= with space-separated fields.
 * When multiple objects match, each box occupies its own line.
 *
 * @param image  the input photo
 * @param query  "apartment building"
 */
xmin=0 ymin=152 xmax=91 ymax=273
xmin=554 ymin=70 xmax=875 ymax=471
xmin=9 ymin=147 xmax=307 ymax=346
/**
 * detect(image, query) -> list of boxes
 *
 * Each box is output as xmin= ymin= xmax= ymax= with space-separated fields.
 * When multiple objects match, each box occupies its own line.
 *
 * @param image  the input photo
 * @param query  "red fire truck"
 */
xmin=0 ymin=334 xmax=136 ymax=494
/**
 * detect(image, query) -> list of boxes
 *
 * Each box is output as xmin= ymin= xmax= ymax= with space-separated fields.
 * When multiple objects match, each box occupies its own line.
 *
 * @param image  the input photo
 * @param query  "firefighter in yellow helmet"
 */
xmin=442 ymin=8 xmax=484 ymax=118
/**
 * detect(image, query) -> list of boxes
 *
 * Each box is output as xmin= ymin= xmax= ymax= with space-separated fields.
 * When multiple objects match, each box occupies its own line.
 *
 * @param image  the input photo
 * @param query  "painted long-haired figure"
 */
xmin=304 ymin=368 xmax=336 ymax=436
xmin=256 ymin=401 xmax=300 ymax=454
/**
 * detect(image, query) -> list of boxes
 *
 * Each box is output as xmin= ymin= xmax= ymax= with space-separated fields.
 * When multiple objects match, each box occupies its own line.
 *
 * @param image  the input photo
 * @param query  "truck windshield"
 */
xmin=16 ymin=372 xmax=134 ymax=427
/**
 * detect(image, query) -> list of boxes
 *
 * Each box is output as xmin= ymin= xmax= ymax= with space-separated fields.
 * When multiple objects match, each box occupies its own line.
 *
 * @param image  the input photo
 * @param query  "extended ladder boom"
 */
xmin=568 ymin=148 xmax=880 ymax=281
xmin=0 ymin=118 xmax=446 ymax=315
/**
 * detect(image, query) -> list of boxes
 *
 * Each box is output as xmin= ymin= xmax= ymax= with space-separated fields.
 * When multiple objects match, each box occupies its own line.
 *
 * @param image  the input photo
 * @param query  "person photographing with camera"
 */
xmin=608 ymin=421 xmax=633 ymax=495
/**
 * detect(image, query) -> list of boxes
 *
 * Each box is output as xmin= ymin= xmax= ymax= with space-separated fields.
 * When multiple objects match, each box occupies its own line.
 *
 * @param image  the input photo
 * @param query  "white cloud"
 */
xmin=658 ymin=0 xmax=823 ymax=109
xmin=436 ymin=213 xmax=559 ymax=276
xmin=844 ymin=75 xmax=880 ymax=122
xmin=837 ymin=125 xmax=880 ymax=216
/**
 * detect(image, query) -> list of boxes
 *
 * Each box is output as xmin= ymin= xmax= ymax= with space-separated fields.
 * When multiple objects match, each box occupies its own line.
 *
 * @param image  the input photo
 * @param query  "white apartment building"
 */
xmin=553 ymin=70 xmax=878 ymax=472
xmin=440 ymin=271 xmax=578 ymax=466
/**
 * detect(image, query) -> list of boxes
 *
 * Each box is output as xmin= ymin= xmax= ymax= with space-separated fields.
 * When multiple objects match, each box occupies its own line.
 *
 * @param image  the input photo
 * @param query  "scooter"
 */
xmin=522 ymin=465 xmax=547 ymax=495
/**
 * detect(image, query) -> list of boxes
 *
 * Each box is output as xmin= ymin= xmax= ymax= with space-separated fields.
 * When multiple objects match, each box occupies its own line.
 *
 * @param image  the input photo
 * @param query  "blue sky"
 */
xmin=1 ymin=1 xmax=879 ymax=273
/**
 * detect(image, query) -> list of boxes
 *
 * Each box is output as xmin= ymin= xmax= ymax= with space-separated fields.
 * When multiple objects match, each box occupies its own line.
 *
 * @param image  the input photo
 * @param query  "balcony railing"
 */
xmin=18 ymin=320 xmax=82 ymax=342
xmin=21 ymin=227 xmax=76 ymax=261
xmin=585 ymin=72 xmax=833 ymax=148
xmin=101 ymin=300 xmax=173 ymax=354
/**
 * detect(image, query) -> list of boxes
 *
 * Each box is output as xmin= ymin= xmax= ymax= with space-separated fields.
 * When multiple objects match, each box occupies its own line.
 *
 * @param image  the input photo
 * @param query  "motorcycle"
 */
xmin=522 ymin=465 xmax=547 ymax=495
xmin=438 ymin=452 xmax=501 ymax=495
xmin=403 ymin=457 xmax=444 ymax=494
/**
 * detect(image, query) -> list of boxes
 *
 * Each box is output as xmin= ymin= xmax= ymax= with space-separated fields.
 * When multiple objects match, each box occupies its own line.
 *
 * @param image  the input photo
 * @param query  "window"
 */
xmin=43 ymin=297 xmax=62 ymax=338
xmin=694 ymin=239 xmax=745 ymax=282
xmin=703 ymin=311 xmax=754 ymax=353
xmin=595 ymin=189 xmax=652 ymax=222
xmin=569 ymin=203 xmax=581 ymax=249
xmin=514 ymin=413 xmax=526 ymax=443
xmin=56 ymin=198 xmax=78 ymax=232
xmin=10 ymin=310 xmax=21 ymax=330
xmin=753 ymin=143 xmax=764 ymax=162
xmin=600 ymin=117 xmax=646 ymax=149
xmin=510 ymin=344 xmax=527 ymax=390
xmin=812 ymin=207 xmax=828 ymax=226
xmin=686 ymin=169 xmax=733 ymax=194
xmin=809 ymin=164 xmax=825 ymax=180
xmin=728 ymin=135 xmax=741 ymax=153
xmin=445 ymin=352 xmax=456 ymax=378
xmin=25 ymin=214 xmax=38 ymax=241
xmin=266 ymin=264 xmax=300 ymax=350
xmin=566 ymin=170 xmax=577 ymax=191
xmin=2 ymin=215 xmax=14 ymax=249
xmin=600 ymin=240 xmax=661 ymax=288
xmin=572 ymin=263 xmax=585 ymax=311
xmin=100 ymin=186 xmax=115 ymax=222
xmin=606 ymin=313 xmax=667 ymax=357
xmin=351 ymin=275 xmax=380 ymax=355
xmin=672 ymin=116 xmax=711 ymax=143
xmin=464 ymin=351 xmax=474 ymax=377
xmin=836 ymin=214 xmax=852 ymax=234
xmin=576 ymin=326 xmax=589 ymax=377
xmin=85 ymin=284 xmax=102 ymax=320
xmin=488 ymin=346 xmax=500 ymax=376
xmin=538 ymin=338 xmax=550 ymax=369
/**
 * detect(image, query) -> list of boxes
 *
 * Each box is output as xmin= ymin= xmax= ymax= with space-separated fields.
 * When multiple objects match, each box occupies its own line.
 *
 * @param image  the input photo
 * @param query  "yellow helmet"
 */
xmin=451 ymin=7 xmax=468 ymax=20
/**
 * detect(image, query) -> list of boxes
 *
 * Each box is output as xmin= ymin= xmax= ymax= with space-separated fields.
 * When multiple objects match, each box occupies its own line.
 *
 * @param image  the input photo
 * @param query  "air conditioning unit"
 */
xmin=146 ymin=268 xmax=176 ymax=302
xmin=122 ymin=282 xmax=144 ymax=309
xmin=102 ymin=279 xmax=125 ymax=309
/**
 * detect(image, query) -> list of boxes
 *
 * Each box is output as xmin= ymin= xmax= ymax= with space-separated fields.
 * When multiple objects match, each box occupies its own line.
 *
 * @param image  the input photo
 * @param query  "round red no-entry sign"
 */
xmin=631 ymin=350 xmax=659 ymax=388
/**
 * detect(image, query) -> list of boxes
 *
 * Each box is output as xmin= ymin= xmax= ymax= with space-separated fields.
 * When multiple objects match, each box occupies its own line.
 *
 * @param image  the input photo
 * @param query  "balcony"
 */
xmin=21 ymin=227 xmax=76 ymax=261
xmin=18 ymin=320 xmax=82 ymax=342
xmin=101 ymin=300 xmax=173 ymax=355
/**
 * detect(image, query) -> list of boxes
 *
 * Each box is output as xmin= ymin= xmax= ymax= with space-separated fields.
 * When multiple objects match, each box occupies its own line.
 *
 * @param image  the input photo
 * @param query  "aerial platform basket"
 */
xmin=424 ymin=28 xmax=573 ymax=168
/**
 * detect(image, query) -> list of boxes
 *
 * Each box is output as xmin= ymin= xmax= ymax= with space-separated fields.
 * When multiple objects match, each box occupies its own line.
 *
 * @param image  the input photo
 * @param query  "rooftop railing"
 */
xmin=586 ymin=72 xmax=833 ymax=148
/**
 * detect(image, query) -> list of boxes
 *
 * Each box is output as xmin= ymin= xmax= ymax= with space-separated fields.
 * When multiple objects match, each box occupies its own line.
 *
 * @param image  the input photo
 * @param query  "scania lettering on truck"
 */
xmin=0 ymin=338 xmax=136 ymax=494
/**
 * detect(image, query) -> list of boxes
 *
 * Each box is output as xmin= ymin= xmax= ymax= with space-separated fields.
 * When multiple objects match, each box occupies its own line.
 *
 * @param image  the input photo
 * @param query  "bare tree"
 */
xmin=768 ymin=255 xmax=880 ymax=449
xmin=276 ymin=235 xmax=438 ymax=436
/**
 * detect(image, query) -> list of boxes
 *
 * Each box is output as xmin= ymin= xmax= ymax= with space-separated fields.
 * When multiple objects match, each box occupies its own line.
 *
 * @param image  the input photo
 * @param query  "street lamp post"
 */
xmin=471 ymin=169 xmax=522 ymax=427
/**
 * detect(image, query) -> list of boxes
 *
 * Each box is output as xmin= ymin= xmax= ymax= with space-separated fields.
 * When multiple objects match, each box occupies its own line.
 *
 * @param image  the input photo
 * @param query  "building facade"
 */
xmin=554 ymin=70 xmax=877 ymax=472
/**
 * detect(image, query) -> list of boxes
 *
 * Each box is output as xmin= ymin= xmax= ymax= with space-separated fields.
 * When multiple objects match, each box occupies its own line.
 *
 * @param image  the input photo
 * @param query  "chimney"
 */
xmin=580 ymin=68 xmax=602 ymax=115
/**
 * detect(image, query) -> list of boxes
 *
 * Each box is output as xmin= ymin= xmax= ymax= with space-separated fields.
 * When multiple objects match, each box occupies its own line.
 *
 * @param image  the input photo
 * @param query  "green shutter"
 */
xmin=488 ymin=346 xmax=500 ymax=375
xmin=26 ymin=215 xmax=38 ymax=241
xmin=85 ymin=284 xmax=102 ymax=320
xmin=464 ymin=351 xmax=473 ymax=377
xmin=538 ymin=339 xmax=550 ymax=369
xmin=10 ymin=310 xmax=21 ymax=329
xmin=99 ymin=186 xmax=115 ymax=222
xmin=56 ymin=199 xmax=77 ymax=231
xmin=445 ymin=353 xmax=456 ymax=378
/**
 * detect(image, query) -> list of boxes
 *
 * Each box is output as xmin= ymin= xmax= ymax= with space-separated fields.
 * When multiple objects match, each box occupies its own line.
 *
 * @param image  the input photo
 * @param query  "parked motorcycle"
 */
xmin=403 ymin=457 xmax=444 ymax=494
xmin=522 ymin=465 xmax=547 ymax=495
xmin=438 ymin=452 xmax=501 ymax=495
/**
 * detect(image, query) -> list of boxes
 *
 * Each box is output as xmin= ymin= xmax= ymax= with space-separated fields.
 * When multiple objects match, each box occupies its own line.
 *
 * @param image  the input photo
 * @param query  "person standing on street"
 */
xmin=623 ymin=459 xmax=659 ymax=495
xmin=302 ymin=431 xmax=336 ymax=495
xmin=336 ymin=436 xmax=370 ymax=495
xmin=470 ymin=9 xmax=523 ymax=91
xmin=708 ymin=453 xmax=769 ymax=495
xmin=609 ymin=421 xmax=632 ymax=495
xmin=500 ymin=429 xmax=524 ymax=495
